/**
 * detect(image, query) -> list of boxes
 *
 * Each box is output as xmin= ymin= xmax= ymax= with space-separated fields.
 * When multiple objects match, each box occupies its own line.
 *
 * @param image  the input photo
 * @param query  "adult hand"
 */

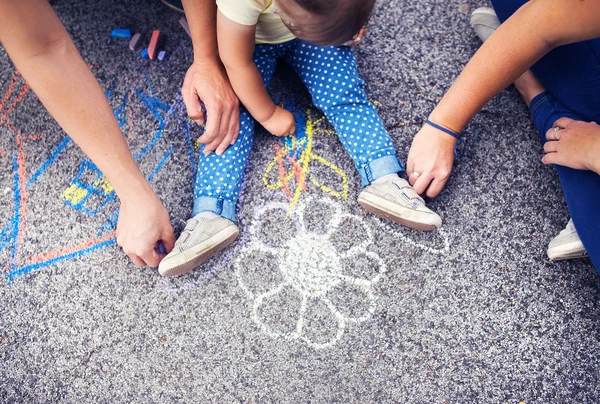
xmin=116 ymin=190 xmax=175 ymax=268
xmin=261 ymin=106 xmax=296 ymax=137
xmin=406 ymin=124 xmax=456 ymax=198
xmin=182 ymin=59 xmax=240 ymax=156
xmin=543 ymin=118 xmax=600 ymax=174
xmin=344 ymin=26 xmax=367 ymax=46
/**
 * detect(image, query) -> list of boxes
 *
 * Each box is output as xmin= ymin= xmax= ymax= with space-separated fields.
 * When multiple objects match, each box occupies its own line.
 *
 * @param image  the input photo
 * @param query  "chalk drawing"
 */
xmin=0 ymin=71 xmax=184 ymax=284
xmin=263 ymin=106 xmax=348 ymax=215
xmin=233 ymin=196 xmax=451 ymax=349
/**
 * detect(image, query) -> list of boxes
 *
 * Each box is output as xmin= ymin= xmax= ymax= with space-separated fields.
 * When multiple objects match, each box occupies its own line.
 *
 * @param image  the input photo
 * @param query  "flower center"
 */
xmin=282 ymin=234 xmax=342 ymax=297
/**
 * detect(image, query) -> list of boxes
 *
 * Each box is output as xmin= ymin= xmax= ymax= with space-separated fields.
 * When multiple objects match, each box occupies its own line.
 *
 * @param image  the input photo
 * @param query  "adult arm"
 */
xmin=407 ymin=0 xmax=600 ymax=197
xmin=216 ymin=11 xmax=295 ymax=136
xmin=0 ymin=0 xmax=175 ymax=267
xmin=181 ymin=0 xmax=240 ymax=156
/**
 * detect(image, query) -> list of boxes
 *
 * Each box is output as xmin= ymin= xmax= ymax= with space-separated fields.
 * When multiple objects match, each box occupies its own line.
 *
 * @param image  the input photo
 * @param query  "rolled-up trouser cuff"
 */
xmin=193 ymin=196 xmax=237 ymax=223
xmin=358 ymin=155 xmax=404 ymax=187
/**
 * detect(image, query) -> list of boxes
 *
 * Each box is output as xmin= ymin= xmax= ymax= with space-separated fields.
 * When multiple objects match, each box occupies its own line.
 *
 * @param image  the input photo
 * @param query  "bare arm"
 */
xmin=181 ymin=0 xmax=240 ymax=156
xmin=408 ymin=0 xmax=600 ymax=197
xmin=216 ymin=10 xmax=295 ymax=136
xmin=0 ymin=0 xmax=174 ymax=266
xmin=431 ymin=0 xmax=600 ymax=132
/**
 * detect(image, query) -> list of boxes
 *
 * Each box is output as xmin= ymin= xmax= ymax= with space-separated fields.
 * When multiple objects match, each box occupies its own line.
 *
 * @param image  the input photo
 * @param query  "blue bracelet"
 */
xmin=425 ymin=119 xmax=466 ymax=159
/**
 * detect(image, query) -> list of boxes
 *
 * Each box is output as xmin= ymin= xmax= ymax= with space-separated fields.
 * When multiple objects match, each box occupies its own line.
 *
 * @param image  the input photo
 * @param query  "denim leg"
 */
xmin=530 ymin=92 xmax=600 ymax=271
xmin=285 ymin=40 xmax=403 ymax=187
xmin=193 ymin=45 xmax=279 ymax=223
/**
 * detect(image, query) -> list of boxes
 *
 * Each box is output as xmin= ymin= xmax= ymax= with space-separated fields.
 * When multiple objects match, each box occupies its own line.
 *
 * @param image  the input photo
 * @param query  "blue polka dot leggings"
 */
xmin=193 ymin=39 xmax=404 ymax=223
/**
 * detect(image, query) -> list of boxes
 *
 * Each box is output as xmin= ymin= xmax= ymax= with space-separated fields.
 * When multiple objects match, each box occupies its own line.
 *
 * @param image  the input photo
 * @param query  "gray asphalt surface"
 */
xmin=1 ymin=0 xmax=599 ymax=402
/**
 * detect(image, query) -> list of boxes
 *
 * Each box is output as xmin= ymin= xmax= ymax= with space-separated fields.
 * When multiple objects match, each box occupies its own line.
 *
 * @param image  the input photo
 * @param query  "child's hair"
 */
xmin=277 ymin=0 xmax=377 ymax=46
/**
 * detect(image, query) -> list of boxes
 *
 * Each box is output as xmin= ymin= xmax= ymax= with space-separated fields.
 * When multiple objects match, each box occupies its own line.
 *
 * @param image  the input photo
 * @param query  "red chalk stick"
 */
xmin=148 ymin=30 xmax=160 ymax=60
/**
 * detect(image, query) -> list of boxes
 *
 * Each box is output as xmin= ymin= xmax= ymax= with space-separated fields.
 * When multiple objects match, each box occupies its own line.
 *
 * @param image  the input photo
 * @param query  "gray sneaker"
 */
xmin=358 ymin=177 xmax=442 ymax=231
xmin=547 ymin=219 xmax=588 ymax=261
xmin=471 ymin=7 xmax=501 ymax=42
xmin=158 ymin=215 xmax=239 ymax=277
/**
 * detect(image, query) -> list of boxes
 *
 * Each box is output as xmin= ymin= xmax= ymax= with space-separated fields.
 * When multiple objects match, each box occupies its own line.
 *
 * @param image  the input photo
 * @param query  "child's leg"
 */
xmin=285 ymin=42 xmax=400 ymax=186
xmin=159 ymin=46 xmax=279 ymax=276
xmin=285 ymin=41 xmax=441 ymax=230
xmin=193 ymin=46 xmax=279 ymax=222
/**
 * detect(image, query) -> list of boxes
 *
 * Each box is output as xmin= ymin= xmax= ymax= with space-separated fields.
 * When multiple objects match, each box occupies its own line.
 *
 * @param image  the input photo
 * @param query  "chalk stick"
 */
xmin=111 ymin=29 xmax=132 ymax=38
xmin=158 ymin=51 xmax=166 ymax=61
xmin=140 ymin=48 xmax=149 ymax=59
xmin=179 ymin=17 xmax=191 ymax=38
xmin=148 ymin=30 xmax=160 ymax=60
xmin=157 ymin=242 xmax=166 ymax=255
xmin=129 ymin=33 xmax=141 ymax=51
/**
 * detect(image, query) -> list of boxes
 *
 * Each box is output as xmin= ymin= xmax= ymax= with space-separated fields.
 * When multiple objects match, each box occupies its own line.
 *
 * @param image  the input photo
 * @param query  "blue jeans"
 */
xmin=193 ymin=39 xmax=403 ymax=223
xmin=493 ymin=0 xmax=600 ymax=271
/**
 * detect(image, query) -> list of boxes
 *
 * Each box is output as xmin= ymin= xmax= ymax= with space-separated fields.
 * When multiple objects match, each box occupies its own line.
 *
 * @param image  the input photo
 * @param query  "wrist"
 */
xmin=428 ymin=109 xmax=465 ymax=137
xmin=257 ymin=103 xmax=277 ymax=125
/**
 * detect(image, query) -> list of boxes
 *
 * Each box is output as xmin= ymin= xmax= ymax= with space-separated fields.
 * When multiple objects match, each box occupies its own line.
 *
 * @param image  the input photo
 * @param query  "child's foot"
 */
xmin=547 ymin=219 xmax=589 ymax=261
xmin=358 ymin=176 xmax=442 ymax=231
xmin=158 ymin=214 xmax=239 ymax=276
xmin=470 ymin=7 xmax=500 ymax=42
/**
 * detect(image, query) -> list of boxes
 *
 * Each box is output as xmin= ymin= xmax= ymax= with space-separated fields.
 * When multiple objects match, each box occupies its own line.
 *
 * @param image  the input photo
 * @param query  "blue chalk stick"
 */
xmin=140 ymin=48 xmax=149 ymax=59
xmin=111 ymin=29 xmax=132 ymax=38
xmin=158 ymin=51 xmax=166 ymax=61
xmin=157 ymin=242 xmax=166 ymax=255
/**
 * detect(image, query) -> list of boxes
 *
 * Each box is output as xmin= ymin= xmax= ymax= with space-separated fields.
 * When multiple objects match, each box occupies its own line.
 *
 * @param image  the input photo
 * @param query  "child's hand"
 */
xmin=344 ymin=26 xmax=367 ymax=46
xmin=261 ymin=106 xmax=296 ymax=137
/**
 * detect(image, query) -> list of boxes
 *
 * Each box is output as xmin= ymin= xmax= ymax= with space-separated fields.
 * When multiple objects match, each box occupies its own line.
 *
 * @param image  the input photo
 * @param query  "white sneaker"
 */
xmin=158 ymin=215 xmax=239 ymax=276
xmin=358 ymin=177 xmax=442 ymax=231
xmin=470 ymin=7 xmax=501 ymax=43
xmin=547 ymin=219 xmax=588 ymax=261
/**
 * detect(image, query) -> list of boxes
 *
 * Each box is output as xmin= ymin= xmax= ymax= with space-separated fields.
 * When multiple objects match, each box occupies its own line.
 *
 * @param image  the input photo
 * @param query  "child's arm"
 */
xmin=216 ymin=10 xmax=295 ymax=137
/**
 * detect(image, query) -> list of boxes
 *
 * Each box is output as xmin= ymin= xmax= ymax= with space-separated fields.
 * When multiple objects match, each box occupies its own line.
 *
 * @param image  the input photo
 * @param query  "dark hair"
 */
xmin=277 ymin=0 xmax=376 ymax=46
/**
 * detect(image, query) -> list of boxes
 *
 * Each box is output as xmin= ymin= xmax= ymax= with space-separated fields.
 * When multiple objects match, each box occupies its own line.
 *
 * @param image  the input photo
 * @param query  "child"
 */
xmin=159 ymin=0 xmax=442 ymax=276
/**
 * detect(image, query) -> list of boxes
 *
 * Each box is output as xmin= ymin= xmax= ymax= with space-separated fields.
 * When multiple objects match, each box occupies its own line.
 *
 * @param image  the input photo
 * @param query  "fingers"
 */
xmin=215 ymin=109 xmax=240 ymax=155
xmin=128 ymin=254 xmax=146 ymax=268
xmin=182 ymin=88 xmax=205 ymax=125
xmin=161 ymin=226 xmax=176 ymax=254
xmin=200 ymin=105 xmax=223 ymax=155
xmin=546 ymin=127 xmax=559 ymax=141
xmin=544 ymin=140 xmax=559 ymax=153
xmin=229 ymin=109 xmax=240 ymax=145
xmin=553 ymin=117 xmax=574 ymax=130
xmin=411 ymin=171 xmax=434 ymax=195
xmin=426 ymin=177 xmax=448 ymax=199
xmin=140 ymin=248 xmax=161 ymax=268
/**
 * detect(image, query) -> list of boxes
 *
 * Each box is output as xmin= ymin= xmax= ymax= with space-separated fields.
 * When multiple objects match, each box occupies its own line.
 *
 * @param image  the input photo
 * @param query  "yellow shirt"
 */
xmin=216 ymin=0 xmax=296 ymax=44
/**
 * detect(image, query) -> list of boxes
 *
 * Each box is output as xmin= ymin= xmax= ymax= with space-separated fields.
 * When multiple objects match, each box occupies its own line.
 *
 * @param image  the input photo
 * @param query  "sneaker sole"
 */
xmin=159 ymin=226 xmax=239 ymax=277
xmin=548 ymin=246 xmax=589 ymax=262
xmin=358 ymin=193 xmax=441 ymax=231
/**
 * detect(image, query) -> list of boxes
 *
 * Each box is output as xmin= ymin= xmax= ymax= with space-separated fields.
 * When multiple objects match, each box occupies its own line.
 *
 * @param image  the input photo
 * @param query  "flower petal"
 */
xmin=329 ymin=214 xmax=373 ymax=254
xmin=253 ymin=283 xmax=305 ymax=340
xmin=326 ymin=280 xmax=377 ymax=323
xmin=339 ymin=250 xmax=386 ymax=283
xmin=296 ymin=197 xmax=342 ymax=237
xmin=300 ymin=297 xmax=346 ymax=349
xmin=249 ymin=203 xmax=300 ymax=248
xmin=234 ymin=241 xmax=285 ymax=298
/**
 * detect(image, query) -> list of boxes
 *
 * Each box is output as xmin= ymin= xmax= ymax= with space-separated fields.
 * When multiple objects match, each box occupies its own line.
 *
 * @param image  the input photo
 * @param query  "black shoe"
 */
xmin=161 ymin=0 xmax=184 ymax=13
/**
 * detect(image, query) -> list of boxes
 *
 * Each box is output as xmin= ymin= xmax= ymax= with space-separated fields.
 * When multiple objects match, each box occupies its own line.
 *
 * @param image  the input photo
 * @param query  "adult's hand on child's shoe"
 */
xmin=406 ymin=123 xmax=456 ymax=198
xmin=116 ymin=188 xmax=175 ymax=268
xmin=344 ymin=26 xmax=367 ymax=46
xmin=543 ymin=118 xmax=600 ymax=174
xmin=261 ymin=106 xmax=296 ymax=137
xmin=182 ymin=59 xmax=240 ymax=156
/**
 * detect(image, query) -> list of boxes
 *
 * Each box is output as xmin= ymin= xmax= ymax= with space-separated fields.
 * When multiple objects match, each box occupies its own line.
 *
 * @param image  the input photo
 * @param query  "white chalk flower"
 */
xmin=233 ymin=197 xmax=386 ymax=349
